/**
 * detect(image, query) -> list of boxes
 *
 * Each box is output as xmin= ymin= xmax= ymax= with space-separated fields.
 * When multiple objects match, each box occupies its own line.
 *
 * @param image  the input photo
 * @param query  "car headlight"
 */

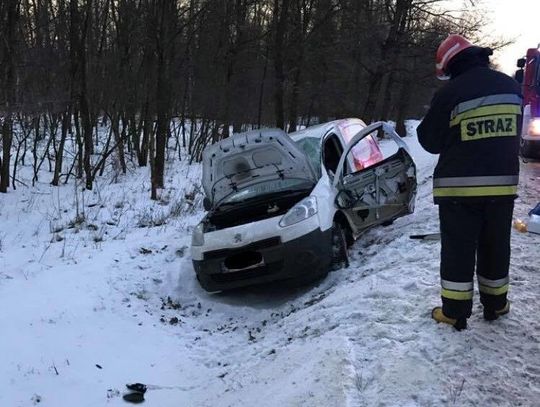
xmin=279 ymin=196 xmax=318 ymax=227
xmin=528 ymin=118 xmax=540 ymax=137
xmin=191 ymin=223 xmax=205 ymax=246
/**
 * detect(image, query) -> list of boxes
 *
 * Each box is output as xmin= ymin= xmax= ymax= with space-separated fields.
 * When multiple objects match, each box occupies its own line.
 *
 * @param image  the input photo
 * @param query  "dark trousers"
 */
xmin=439 ymin=200 xmax=514 ymax=320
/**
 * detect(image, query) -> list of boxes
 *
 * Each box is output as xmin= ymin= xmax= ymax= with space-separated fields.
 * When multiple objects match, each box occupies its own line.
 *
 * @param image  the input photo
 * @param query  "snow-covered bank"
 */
xmin=1 ymin=122 xmax=539 ymax=406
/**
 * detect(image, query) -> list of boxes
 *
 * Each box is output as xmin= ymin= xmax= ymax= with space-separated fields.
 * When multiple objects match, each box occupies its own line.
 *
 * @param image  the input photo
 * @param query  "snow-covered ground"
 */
xmin=1 ymin=121 xmax=539 ymax=407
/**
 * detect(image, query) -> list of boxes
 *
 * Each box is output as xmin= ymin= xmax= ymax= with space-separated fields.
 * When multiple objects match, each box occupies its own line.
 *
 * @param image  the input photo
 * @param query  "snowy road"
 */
xmin=1 ymin=127 xmax=539 ymax=406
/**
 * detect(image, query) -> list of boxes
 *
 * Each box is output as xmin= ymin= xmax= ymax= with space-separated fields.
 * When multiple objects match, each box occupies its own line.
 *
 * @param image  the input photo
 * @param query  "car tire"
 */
xmin=520 ymin=139 xmax=536 ymax=159
xmin=331 ymin=222 xmax=349 ymax=271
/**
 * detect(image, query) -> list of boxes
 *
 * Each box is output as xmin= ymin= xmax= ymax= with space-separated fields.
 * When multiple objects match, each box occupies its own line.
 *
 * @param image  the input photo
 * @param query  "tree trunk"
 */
xmin=51 ymin=109 xmax=71 ymax=185
xmin=139 ymin=99 xmax=150 ymax=166
xmin=272 ymin=0 xmax=290 ymax=129
xmin=0 ymin=118 xmax=13 ymax=193
xmin=395 ymin=77 xmax=413 ymax=137
xmin=110 ymin=113 xmax=127 ymax=174
xmin=362 ymin=0 xmax=412 ymax=122
xmin=79 ymin=0 xmax=94 ymax=190
xmin=0 ymin=0 xmax=18 ymax=193
xmin=257 ymin=44 xmax=269 ymax=129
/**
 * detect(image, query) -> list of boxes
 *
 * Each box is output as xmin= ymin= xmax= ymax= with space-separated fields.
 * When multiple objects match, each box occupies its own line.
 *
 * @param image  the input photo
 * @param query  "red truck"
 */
xmin=515 ymin=46 xmax=540 ymax=158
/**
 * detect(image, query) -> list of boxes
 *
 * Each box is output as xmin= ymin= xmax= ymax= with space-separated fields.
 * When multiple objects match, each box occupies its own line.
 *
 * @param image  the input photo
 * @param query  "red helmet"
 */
xmin=435 ymin=34 xmax=474 ymax=80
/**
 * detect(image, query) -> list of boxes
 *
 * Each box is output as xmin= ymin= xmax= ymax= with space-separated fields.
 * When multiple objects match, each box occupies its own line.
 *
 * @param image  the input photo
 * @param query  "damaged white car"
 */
xmin=191 ymin=119 xmax=417 ymax=292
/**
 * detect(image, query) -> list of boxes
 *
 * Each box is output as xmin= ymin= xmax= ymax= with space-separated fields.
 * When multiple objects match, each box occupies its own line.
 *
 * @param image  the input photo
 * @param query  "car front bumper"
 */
xmin=193 ymin=227 xmax=332 ymax=292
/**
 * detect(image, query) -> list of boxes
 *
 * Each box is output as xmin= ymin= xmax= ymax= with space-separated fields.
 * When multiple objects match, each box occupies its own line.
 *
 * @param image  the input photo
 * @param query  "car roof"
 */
xmin=289 ymin=118 xmax=367 ymax=141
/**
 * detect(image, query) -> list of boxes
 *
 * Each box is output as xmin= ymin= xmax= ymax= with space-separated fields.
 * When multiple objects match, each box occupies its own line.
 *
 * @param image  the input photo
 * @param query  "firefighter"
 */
xmin=417 ymin=34 xmax=522 ymax=330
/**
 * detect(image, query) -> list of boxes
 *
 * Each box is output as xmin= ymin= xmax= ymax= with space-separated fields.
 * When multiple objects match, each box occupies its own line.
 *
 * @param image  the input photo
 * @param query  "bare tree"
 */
xmin=0 ymin=0 xmax=496 ymax=196
xmin=0 ymin=0 xmax=19 ymax=193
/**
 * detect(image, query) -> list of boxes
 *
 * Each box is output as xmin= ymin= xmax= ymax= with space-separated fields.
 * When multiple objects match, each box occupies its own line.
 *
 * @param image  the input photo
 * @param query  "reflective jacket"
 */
xmin=417 ymin=66 xmax=522 ymax=203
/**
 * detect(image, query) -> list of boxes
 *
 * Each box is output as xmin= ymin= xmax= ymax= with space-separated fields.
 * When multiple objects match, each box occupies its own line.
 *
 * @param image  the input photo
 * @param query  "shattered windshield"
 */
xmin=294 ymin=137 xmax=321 ymax=175
xmin=221 ymin=178 xmax=314 ymax=205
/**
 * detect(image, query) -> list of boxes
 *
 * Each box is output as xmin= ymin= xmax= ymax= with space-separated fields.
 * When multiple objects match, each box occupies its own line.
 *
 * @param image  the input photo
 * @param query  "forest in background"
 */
xmin=0 ymin=0 xmax=498 ymax=197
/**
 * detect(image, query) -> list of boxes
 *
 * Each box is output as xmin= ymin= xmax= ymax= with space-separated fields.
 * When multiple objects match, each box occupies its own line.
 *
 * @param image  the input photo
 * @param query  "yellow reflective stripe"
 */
xmin=450 ymin=104 xmax=522 ymax=126
xmin=479 ymin=284 xmax=509 ymax=296
xmin=434 ymin=185 xmax=517 ymax=197
xmin=441 ymin=288 xmax=473 ymax=300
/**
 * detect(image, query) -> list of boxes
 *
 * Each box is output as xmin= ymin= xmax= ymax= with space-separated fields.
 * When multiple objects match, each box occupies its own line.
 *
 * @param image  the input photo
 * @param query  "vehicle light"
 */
xmin=191 ymin=223 xmax=205 ymax=246
xmin=528 ymin=118 xmax=540 ymax=136
xmin=279 ymin=196 xmax=318 ymax=227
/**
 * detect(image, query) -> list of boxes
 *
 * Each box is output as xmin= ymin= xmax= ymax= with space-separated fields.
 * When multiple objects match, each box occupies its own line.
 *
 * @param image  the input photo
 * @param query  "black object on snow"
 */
xmin=126 ymin=383 xmax=147 ymax=394
xmin=409 ymin=233 xmax=441 ymax=240
xmin=122 ymin=392 xmax=145 ymax=403
xmin=123 ymin=383 xmax=147 ymax=404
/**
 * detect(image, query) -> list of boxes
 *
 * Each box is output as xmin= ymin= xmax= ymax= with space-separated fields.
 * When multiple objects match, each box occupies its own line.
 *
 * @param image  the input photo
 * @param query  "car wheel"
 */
xmin=520 ymin=139 xmax=536 ymax=159
xmin=331 ymin=222 xmax=349 ymax=271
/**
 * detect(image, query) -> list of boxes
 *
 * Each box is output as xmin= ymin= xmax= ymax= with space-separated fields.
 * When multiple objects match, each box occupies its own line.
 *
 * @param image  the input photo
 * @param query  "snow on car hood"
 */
xmin=202 ymin=129 xmax=317 ymax=207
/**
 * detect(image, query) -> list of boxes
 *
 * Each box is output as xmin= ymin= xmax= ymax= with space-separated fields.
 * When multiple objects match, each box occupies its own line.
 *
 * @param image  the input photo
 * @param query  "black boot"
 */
xmin=483 ymin=301 xmax=510 ymax=321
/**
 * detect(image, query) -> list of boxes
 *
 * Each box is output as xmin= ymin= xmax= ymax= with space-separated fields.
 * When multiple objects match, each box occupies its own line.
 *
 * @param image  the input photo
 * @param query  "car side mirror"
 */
xmin=515 ymin=69 xmax=524 ymax=84
xmin=203 ymin=197 xmax=212 ymax=211
xmin=517 ymin=58 xmax=526 ymax=68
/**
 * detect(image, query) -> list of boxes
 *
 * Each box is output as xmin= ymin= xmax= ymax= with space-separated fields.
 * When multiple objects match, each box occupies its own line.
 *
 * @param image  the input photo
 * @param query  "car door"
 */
xmin=332 ymin=122 xmax=417 ymax=237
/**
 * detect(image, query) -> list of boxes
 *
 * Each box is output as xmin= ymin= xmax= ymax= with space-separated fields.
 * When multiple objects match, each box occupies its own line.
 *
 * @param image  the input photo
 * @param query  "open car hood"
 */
xmin=202 ymin=129 xmax=317 ymax=207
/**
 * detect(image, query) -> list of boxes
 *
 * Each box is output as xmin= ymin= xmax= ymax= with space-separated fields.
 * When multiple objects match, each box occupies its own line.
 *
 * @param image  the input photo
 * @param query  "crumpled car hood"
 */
xmin=202 ymin=129 xmax=317 ymax=207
